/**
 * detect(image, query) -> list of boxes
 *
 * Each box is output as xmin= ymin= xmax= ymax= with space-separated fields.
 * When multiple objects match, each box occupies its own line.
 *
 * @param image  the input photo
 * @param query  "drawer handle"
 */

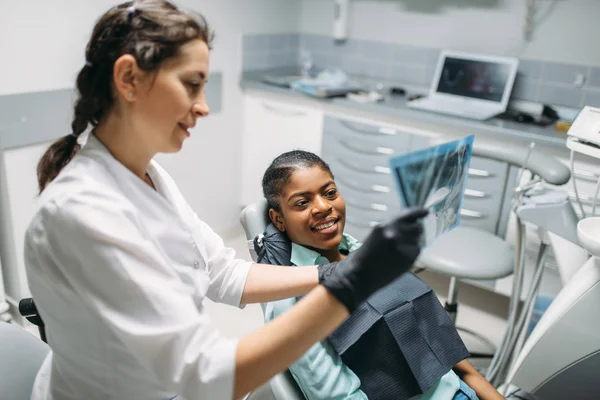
xmin=337 ymin=158 xmax=391 ymax=175
xmin=339 ymin=139 xmax=395 ymax=156
xmin=464 ymin=189 xmax=487 ymax=198
xmin=337 ymin=176 xmax=391 ymax=194
xmin=460 ymin=209 xmax=484 ymax=218
xmin=573 ymin=168 xmax=600 ymax=182
xmin=373 ymin=184 xmax=391 ymax=193
xmin=468 ymin=168 xmax=493 ymax=178
xmin=340 ymin=120 xmax=397 ymax=136
xmin=262 ymin=102 xmax=308 ymax=117
xmin=370 ymin=203 xmax=389 ymax=211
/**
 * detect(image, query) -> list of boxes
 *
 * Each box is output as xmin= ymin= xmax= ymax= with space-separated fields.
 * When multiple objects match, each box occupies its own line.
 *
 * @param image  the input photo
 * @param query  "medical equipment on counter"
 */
xmin=567 ymin=106 xmax=600 ymax=218
xmin=290 ymin=69 xmax=362 ymax=98
xmin=489 ymin=106 xmax=600 ymax=397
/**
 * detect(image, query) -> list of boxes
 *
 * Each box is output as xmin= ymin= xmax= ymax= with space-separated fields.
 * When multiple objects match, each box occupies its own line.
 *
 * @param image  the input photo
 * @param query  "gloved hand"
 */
xmin=318 ymin=207 xmax=428 ymax=313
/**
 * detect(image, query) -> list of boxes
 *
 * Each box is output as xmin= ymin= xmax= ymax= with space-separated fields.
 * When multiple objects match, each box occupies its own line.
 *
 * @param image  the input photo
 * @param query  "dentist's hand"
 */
xmin=317 ymin=207 xmax=428 ymax=313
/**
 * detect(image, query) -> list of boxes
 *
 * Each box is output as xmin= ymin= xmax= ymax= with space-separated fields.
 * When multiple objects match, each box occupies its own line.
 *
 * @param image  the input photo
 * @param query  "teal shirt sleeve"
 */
xmin=264 ymin=298 xmax=368 ymax=400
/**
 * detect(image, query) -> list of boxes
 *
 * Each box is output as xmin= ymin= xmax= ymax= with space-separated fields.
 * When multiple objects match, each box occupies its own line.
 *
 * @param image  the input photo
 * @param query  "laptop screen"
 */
xmin=435 ymin=56 xmax=513 ymax=103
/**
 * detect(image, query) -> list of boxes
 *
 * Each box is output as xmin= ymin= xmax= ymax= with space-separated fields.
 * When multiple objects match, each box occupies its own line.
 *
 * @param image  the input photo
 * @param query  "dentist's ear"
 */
xmin=113 ymin=54 xmax=142 ymax=102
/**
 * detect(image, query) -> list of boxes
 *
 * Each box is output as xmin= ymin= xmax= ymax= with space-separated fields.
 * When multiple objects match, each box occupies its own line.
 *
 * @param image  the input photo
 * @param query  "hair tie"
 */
xmin=127 ymin=5 xmax=136 ymax=18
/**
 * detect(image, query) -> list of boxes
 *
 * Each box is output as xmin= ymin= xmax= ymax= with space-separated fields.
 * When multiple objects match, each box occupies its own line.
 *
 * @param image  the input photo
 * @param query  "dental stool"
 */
xmin=0 ymin=321 xmax=50 ymax=399
xmin=418 ymin=143 xmax=571 ymax=358
xmin=419 ymin=226 xmax=514 ymax=356
xmin=240 ymin=199 xmax=307 ymax=400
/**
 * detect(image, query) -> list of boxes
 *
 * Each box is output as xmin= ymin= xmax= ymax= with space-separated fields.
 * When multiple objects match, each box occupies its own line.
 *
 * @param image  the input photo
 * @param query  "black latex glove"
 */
xmin=318 ymin=207 xmax=428 ymax=313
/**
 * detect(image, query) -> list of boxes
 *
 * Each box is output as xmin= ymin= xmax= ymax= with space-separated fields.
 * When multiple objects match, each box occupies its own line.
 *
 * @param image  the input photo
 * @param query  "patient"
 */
xmin=259 ymin=150 xmax=504 ymax=400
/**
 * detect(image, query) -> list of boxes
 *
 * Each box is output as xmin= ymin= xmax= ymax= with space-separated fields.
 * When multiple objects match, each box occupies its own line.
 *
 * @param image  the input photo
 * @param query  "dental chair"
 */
xmin=502 ymin=244 xmax=600 ymax=399
xmin=0 ymin=321 xmax=50 ymax=399
xmin=240 ymin=199 xmax=307 ymax=400
xmin=417 ymin=142 xmax=570 ymax=362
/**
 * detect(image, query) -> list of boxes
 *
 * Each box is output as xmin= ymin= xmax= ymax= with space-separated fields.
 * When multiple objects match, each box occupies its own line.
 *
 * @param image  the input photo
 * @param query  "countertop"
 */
xmin=240 ymin=68 xmax=570 ymax=150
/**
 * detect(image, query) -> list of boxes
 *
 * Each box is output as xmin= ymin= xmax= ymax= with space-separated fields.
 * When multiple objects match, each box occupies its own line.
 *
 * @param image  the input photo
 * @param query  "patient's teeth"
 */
xmin=315 ymin=220 xmax=335 ymax=230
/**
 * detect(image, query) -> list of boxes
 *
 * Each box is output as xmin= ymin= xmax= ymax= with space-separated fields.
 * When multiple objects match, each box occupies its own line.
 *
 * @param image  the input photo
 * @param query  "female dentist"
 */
xmin=24 ymin=1 xmax=428 ymax=399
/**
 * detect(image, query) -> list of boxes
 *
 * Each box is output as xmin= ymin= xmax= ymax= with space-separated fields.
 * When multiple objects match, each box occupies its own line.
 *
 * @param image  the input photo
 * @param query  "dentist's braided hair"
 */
xmin=36 ymin=0 xmax=214 ymax=192
xmin=262 ymin=150 xmax=334 ymax=213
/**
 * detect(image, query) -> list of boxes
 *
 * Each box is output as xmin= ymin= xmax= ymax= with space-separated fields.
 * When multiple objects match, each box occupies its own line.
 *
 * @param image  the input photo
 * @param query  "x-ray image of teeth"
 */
xmin=389 ymin=135 xmax=474 ymax=247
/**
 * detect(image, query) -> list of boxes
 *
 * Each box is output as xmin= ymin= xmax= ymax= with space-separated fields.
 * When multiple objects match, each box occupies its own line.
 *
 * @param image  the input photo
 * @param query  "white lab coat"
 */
xmin=24 ymin=134 xmax=252 ymax=400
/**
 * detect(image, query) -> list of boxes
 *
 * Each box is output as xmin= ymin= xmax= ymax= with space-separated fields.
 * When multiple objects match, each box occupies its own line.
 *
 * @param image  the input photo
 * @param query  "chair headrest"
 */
xmin=239 ymin=198 xmax=271 ymax=241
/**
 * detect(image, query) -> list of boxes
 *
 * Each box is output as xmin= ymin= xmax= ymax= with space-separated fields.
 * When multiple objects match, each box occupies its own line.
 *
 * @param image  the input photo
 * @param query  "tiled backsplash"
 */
xmin=242 ymin=33 xmax=600 ymax=109
xmin=242 ymin=33 xmax=299 ymax=71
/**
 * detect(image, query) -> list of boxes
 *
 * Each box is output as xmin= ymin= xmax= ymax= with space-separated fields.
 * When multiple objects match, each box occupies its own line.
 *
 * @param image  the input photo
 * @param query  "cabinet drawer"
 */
xmin=467 ymin=156 xmax=508 ymax=186
xmin=336 ymin=178 xmax=399 ymax=210
xmin=322 ymin=132 xmax=410 ymax=162
xmin=324 ymin=116 xmax=415 ymax=150
xmin=342 ymin=189 xmax=397 ymax=216
xmin=327 ymin=154 xmax=396 ymax=187
xmin=323 ymin=129 xmax=411 ymax=158
xmin=459 ymin=200 xmax=498 ymax=233
xmin=344 ymin=208 xmax=382 ymax=242
xmin=460 ymin=156 xmax=509 ymax=233
xmin=344 ymin=220 xmax=372 ymax=242
xmin=323 ymin=136 xmax=398 ymax=177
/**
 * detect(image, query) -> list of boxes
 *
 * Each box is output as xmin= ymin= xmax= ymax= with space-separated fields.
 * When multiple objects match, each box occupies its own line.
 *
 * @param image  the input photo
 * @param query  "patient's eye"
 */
xmin=294 ymin=199 xmax=309 ymax=207
xmin=325 ymin=188 xmax=338 ymax=198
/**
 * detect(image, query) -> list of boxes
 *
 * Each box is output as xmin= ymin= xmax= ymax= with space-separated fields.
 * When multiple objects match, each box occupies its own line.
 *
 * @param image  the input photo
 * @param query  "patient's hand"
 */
xmin=320 ymin=207 xmax=428 ymax=313
xmin=453 ymin=360 xmax=505 ymax=400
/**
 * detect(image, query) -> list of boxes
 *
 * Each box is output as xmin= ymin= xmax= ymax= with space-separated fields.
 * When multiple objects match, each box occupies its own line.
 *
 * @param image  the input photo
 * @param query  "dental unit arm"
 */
xmin=490 ymin=106 xmax=600 ymax=398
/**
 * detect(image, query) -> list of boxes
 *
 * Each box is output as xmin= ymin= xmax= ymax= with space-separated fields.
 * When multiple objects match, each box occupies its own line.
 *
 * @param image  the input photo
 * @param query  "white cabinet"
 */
xmin=240 ymin=94 xmax=324 ymax=206
xmin=0 ymin=260 xmax=10 ymax=321
xmin=0 ymin=143 xmax=49 ymax=313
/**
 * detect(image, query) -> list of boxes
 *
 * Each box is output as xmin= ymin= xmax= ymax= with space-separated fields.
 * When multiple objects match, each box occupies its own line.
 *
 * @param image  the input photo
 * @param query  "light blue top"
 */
xmin=264 ymin=234 xmax=461 ymax=400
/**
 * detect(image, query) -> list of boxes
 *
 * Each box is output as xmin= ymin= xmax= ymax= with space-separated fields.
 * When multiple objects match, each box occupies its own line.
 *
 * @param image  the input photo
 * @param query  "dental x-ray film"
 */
xmin=389 ymin=135 xmax=474 ymax=247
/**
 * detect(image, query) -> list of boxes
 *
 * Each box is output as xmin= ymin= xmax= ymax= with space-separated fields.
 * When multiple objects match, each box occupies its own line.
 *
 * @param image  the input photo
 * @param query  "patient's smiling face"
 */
xmin=269 ymin=166 xmax=347 ymax=262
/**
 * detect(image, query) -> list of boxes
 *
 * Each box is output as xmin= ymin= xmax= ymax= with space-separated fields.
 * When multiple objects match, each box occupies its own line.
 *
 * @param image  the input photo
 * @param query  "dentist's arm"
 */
xmin=240 ymin=263 xmax=319 ymax=304
xmin=234 ymin=285 xmax=348 ymax=399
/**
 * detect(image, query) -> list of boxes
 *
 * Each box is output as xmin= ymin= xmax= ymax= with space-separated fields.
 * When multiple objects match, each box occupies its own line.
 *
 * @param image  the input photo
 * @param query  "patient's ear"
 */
xmin=269 ymin=208 xmax=286 ymax=232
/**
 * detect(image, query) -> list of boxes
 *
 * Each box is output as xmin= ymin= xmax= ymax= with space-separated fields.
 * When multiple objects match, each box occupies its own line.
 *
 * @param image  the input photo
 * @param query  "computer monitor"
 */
xmin=429 ymin=50 xmax=519 ymax=108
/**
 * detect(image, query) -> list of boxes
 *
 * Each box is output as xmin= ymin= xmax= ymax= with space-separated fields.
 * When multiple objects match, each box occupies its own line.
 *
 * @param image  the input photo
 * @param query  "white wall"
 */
xmin=0 ymin=0 xmax=300 ymax=231
xmin=0 ymin=0 xmax=300 ymax=336
xmin=300 ymin=0 xmax=600 ymax=67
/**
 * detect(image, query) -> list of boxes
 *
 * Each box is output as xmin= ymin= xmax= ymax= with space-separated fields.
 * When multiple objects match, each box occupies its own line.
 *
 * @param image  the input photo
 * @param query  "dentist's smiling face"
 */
xmin=270 ymin=166 xmax=347 ymax=260
xmin=132 ymin=39 xmax=210 ymax=154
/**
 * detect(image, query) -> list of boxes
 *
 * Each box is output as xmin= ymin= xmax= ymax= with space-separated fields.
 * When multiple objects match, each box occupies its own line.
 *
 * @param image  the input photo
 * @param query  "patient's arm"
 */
xmin=240 ymin=263 xmax=319 ymax=304
xmin=453 ymin=360 xmax=505 ymax=400
xmin=264 ymin=298 xmax=368 ymax=400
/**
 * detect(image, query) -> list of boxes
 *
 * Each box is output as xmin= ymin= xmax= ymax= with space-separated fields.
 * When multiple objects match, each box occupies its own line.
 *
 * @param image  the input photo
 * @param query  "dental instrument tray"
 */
xmin=289 ymin=68 xmax=363 ymax=98
xmin=291 ymin=80 xmax=362 ymax=98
